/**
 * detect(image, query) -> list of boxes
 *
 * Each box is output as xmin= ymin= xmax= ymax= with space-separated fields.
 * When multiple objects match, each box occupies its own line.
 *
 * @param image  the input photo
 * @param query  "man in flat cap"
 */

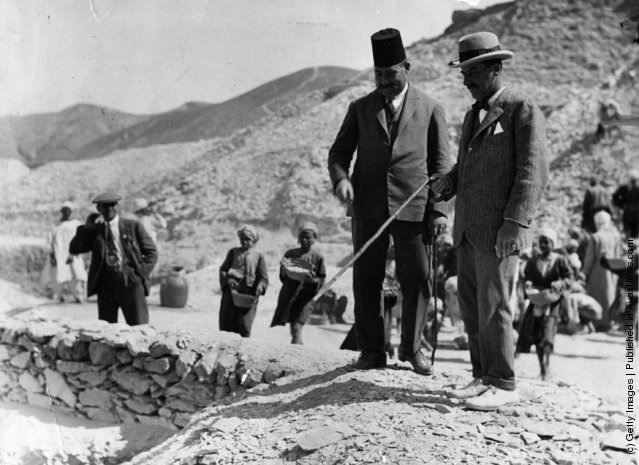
xmin=431 ymin=32 xmax=548 ymax=410
xmin=328 ymin=28 xmax=452 ymax=374
xmin=70 ymin=191 xmax=158 ymax=325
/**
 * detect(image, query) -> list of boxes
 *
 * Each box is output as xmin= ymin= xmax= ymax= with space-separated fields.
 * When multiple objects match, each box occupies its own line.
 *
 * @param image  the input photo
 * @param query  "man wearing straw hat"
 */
xmin=431 ymin=32 xmax=548 ymax=410
xmin=328 ymin=28 xmax=452 ymax=374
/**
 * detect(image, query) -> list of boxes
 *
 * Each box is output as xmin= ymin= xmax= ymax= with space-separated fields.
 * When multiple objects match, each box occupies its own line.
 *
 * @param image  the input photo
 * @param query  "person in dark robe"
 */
xmin=271 ymin=222 xmax=326 ymax=344
xmin=218 ymin=225 xmax=269 ymax=337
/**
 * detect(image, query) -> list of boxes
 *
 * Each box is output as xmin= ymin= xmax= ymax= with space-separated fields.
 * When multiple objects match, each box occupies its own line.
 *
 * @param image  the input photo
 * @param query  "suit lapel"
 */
xmin=459 ymin=111 xmax=474 ymax=153
xmin=395 ymin=85 xmax=417 ymax=142
xmin=375 ymin=94 xmax=389 ymax=136
xmin=470 ymin=107 xmax=503 ymax=145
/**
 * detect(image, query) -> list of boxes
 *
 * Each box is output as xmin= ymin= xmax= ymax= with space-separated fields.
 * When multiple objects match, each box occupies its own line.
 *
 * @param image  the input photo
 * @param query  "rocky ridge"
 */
xmin=1 ymin=0 xmax=637 ymax=277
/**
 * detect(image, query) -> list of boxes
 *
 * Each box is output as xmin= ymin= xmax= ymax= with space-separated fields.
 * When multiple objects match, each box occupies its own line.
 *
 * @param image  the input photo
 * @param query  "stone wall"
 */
xmin=0 ymin=317 xmax=298 ymax=430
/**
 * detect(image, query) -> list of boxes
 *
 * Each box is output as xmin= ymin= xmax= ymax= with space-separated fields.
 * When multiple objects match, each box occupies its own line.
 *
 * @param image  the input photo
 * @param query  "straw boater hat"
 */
xmin=448 ymin=31 xmax=513 ymax=68
xmin=371 ymin=28 xmax=406 ymax=67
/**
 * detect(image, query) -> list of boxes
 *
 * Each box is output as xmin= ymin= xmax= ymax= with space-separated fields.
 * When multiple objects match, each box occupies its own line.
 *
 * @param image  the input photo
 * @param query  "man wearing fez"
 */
xmin=431 ymin=32 xmax=548 ymax=410
xmin=70 ymin=191 xmax=158 ymax=325
xmin=328 ymin=28 xmax=452 ymax=374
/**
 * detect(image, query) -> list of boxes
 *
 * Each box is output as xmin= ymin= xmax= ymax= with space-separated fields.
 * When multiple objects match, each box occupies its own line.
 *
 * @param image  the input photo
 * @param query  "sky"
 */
xmin=0 ymin=0 xmax=501 ymax=116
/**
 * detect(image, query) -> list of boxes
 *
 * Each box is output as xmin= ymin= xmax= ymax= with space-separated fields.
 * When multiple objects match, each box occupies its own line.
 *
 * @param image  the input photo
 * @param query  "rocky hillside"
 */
xmin=0 ymin=67 xmax=358 ymax=167
xmin=0 ymin=104 xmax=149 ymax=167
xmin=1 ymin=0 xmax=637 ymax=274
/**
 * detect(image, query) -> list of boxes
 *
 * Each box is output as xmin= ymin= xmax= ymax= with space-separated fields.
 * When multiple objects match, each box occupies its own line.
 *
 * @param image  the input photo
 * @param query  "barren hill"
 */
xmin=60 ymin=66 xmax=360 ymax=162
xmin=1 ymin=0 xmax=638 ymax=274
xmin=0 ymin=104 xmax=149 ymax=167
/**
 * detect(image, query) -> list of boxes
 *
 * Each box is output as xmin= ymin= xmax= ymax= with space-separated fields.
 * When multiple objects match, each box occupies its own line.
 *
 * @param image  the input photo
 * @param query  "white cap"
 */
xmin=133 ymin=198 xmax=149 ymax=211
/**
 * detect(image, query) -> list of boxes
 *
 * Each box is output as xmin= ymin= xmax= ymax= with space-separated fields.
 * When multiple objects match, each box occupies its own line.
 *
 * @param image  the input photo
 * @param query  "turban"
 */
xmin=593 ymin=211 xmax=612 ymax=231
xmin=237 ymin=225 xmax=259 ymax=242
xmin=538 ymin=228 xmax=558 ymax=246
xmin=298 ymin=222 xmax=318 ymax=238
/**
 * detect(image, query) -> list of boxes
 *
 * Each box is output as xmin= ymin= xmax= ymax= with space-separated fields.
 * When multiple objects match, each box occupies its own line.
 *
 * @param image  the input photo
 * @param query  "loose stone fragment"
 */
xmin=111 ymin=367 xmax=152 ymax=395
xmin=9 ymin=351 xmax=30 ymax=369
xmin=78 ymin=388 xmax=113 ymax=409
xmin=297 ymin=426 xmax=345 ymax=451
xmin=143 ymin=356 xmax=172 ymax=374
xmin=18 ymin=372 xmax=42 ymax=392
xmin=44 ymin=368 xmax=76 ymax=407
xmin=89 ymin=341 xmax=117 ymax=366
xmin=212 ymin=417 xmax=243 ymax=433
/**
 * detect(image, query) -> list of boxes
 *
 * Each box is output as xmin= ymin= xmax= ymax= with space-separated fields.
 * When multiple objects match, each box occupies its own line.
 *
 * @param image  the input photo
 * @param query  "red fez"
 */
xmin=371 ymin=28 xmax=406 ymax=67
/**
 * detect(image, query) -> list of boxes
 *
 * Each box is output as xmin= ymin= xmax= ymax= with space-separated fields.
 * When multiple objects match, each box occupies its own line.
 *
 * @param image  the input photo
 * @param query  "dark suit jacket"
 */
xmin=328 ymin=85 xmax=452 ymax=221
xmin=69 ymin=217 xmax=158 ymax=297
xmin=447 ymin=89 xmax=549 ymax=252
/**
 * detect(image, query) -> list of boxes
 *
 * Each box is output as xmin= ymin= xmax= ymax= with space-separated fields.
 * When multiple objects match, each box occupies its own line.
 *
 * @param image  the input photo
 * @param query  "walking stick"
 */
xmin=430 ymin=232 xmax=439 ymax=366
xmin=311 ymin=177 xmax=431 ymax=304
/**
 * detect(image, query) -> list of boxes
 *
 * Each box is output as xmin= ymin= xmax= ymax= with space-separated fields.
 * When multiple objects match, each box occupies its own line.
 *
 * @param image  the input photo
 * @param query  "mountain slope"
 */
xmin=1 ymin=104 xmax=149 ymax=167
xmin=1 ymin=0 xmax=637 ymax=273
xmin=72 ymin=66 xmax=360 ymax=161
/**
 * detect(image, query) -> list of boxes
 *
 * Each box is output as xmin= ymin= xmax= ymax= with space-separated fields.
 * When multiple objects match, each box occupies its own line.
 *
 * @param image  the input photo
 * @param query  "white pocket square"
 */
xmin=493 ymin=121 xmax=504 ymax=135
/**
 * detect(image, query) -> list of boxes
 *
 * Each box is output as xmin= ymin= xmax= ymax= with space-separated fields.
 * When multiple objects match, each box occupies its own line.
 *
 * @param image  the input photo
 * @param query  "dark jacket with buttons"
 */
xmin=328 ymin=85 xmax=452 ymax=221
xmin=447 ymin=89 xmax=549 ymax=253
xmin=69 ymin=217 xmax=158 ymax=297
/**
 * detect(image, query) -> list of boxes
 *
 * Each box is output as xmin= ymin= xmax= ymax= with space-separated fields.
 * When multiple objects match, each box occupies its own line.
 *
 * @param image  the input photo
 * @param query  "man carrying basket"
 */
xmin=218 ymin=225 xmax=269 ymax=337
xmin=271 ymin=222 xmax=327 ymax=344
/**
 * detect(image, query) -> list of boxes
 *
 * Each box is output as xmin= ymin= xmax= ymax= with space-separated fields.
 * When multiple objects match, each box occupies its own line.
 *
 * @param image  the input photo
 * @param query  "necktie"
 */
xmin=105 ymin=223 xmax=121 ymax=268
xmin=385 ymin=100 xmax=395 ymax=125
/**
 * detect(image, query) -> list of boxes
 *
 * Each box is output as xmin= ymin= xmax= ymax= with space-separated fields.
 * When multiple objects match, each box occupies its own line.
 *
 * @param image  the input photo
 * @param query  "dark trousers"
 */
xmin=457 ymin=235 xmax=517 ymax=391
xmin=97 ymin=268 xmax=149 ymax=325
xmin=352 ymin=218 xmax=431 ymax=354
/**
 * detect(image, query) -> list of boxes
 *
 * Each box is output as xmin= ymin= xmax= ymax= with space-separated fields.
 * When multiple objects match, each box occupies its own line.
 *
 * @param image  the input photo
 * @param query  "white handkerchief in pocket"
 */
xmin=493 ymin=121 xmax=504 ymax=135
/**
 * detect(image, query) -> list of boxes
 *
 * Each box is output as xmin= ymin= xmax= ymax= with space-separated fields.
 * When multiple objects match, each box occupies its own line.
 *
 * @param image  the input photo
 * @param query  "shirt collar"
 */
xmin=485 ymin=86 xmax=506 ymax=110
xmin=107 ymin=215 xmax=120 ymax=227
xmin=388 ymin=82 xmax=409 ymax=111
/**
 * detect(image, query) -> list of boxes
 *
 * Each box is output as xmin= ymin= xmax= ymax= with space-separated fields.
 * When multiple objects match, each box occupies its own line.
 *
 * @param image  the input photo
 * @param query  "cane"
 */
xmin=430 ymin=232 xmax=439 ymax=366
xmin=311 ymin=177 xmax=431 ymax=304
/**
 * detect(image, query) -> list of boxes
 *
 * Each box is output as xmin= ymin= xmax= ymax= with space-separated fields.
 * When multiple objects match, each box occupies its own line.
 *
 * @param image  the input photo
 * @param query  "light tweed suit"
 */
xmin=447 ymin=88 xmax=548 ymax=390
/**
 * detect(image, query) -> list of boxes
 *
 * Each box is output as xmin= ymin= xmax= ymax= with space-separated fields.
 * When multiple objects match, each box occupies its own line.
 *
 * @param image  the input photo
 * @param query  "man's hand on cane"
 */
xmin=429 ymin=174 xmax=452 ymax=201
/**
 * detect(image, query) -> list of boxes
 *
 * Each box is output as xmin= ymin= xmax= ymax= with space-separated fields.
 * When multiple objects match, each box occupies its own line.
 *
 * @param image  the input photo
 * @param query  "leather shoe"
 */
xmin=448 ymin=378 xmax=489 ymax=399
xmin=398 ymin=346 xmax=433 ymax=375
xmin=348 ymin=351 xmax=387 ymax=371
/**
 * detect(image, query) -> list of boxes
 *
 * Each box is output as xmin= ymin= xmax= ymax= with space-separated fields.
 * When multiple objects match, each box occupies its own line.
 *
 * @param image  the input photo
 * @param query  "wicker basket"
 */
xmin=605 ymin=257 xmax=627 ymax=271
xmin=231 ymin=289 xmax=257 ymax=308
xmin=527 ymin=289 xmax=561 ymax=306
xmin=282 ymin=258 xmax=313 ymax=282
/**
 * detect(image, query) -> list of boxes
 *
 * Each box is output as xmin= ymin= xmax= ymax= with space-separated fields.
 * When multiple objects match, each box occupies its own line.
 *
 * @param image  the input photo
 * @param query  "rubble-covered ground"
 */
xmin=124 ymin=365 xmax=634 ymax=465
xmin=0 ymin=263 xmax=635 ymax=465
